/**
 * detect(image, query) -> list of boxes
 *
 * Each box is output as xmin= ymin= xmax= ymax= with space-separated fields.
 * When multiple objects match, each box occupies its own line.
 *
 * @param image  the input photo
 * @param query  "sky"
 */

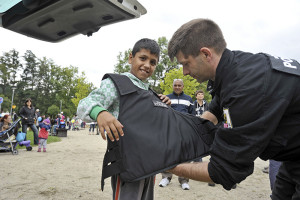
xmin=1 ymin=0 xmax=300 ymax=87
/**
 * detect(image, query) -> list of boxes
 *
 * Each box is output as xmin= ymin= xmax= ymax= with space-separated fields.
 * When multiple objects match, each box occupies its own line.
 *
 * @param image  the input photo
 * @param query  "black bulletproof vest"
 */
xmin=101 ymin=74 xmax=216 ymax=190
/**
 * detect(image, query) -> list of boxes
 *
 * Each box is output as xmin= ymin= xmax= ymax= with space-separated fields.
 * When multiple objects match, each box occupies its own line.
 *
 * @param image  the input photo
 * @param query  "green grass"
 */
xmin=16 ymin=130 xmax=61 ymax=149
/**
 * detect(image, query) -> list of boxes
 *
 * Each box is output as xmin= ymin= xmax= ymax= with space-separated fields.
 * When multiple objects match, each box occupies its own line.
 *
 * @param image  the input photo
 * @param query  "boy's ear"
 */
xmin=128 ymin=53 xmax=133 ymax=64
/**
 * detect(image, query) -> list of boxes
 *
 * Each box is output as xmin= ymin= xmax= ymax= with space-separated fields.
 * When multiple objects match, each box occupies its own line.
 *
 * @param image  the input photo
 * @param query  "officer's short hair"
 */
xmin=168 ymin=18 xmax=226 ymax=61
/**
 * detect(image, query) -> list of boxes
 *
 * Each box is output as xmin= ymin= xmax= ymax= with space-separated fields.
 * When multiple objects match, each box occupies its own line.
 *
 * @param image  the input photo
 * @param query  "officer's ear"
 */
xmin=200 ymin=47 xmax=212 ymax=61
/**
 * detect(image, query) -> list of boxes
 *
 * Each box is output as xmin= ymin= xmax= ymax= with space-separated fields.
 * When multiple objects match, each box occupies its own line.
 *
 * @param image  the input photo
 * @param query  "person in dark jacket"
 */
xmin=193 ymin=90 xmax=209 ymax=118
xmin=19 ymin=98 xmax=39 ymax=144
xmin=167 ymin=18 xmax=300 ymax=199
xmin=167 ymin=79 xmax=195 ymax=115
xmin=159 ymin=79 xmax=194 ymax=190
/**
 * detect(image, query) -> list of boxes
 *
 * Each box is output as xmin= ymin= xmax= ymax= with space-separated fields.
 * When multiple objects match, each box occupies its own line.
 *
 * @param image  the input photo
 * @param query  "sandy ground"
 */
xmin=0 ymin=128 xmax=272 ymax=200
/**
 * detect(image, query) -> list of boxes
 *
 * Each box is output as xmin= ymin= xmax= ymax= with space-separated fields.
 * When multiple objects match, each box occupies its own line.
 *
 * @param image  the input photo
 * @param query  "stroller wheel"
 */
xmin=26 ymin=146 xmax=33 ymax=151
xmin=12 ymin=149 xmax=19 ymax=155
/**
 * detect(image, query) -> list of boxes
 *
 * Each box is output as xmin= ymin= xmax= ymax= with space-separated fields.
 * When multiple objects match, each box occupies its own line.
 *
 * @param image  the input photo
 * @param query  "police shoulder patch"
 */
xmin=267 ymin=54 xmax=300 ymax=76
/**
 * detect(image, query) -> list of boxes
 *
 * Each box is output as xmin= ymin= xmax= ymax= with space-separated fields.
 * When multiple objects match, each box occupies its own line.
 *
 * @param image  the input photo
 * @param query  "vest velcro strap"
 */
xmin=101 ymin=160 xmax=125 ymax=191
xmin=103 ymin=147 xmax=122 ymax=166
xmin=101 ymin=140 xmax=125 ymax=191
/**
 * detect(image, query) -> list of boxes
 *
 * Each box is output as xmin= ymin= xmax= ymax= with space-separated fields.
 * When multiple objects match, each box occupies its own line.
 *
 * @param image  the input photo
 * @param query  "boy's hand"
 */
xmin=158 ymin=94 xmax=171 ymax=105
xmin=96 ymin=111 xmax=124 ymax=142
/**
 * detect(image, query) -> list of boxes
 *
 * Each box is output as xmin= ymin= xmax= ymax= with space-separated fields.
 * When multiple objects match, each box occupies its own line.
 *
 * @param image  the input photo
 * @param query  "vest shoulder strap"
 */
xmin=103 ymin=73 xmax=138 ymax=95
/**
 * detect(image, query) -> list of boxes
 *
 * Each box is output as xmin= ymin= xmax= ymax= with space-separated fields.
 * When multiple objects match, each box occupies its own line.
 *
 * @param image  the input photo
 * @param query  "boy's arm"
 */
xmin=77 ymin=78 xmax=116 ymax=122
xmin=77 ymin=78 xmax=124 ymax=141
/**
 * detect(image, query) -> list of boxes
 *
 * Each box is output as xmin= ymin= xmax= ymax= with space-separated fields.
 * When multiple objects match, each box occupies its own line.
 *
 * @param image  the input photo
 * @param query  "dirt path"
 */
xmin=0 ymin=129 xmax=271 ymax=200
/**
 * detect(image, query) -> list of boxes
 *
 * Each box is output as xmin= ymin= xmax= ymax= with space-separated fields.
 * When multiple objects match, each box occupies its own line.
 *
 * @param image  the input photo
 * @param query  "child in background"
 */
xmin=77 ymin=38 xmax=170 ymax=200
xmin=38 ymin=118 xmax=51 ymax=152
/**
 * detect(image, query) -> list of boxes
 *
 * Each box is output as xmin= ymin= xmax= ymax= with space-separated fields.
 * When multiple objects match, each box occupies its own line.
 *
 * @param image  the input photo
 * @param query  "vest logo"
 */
xmin=152 ymin=100 xmax=168 ymax=108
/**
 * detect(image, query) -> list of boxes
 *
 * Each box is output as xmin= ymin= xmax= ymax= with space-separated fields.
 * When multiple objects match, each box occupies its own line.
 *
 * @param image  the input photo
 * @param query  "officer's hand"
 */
xmin=158 ymin=94 xmax=171 ymax=105
xmin=96 ymin=111 xmax=124 ymax=141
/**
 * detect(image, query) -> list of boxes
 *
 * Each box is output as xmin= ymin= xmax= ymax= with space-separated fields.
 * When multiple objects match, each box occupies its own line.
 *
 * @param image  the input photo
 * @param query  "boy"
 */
xmin=77 ymin=38 xmax=170 ymax=200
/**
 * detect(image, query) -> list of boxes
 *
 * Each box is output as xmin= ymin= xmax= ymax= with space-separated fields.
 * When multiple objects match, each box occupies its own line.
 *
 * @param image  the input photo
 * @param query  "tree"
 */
xmin=47 ymin=105 xmax=60 ymax=118
xmin=114 ymin=49 xmax=131 ymax=74
xmin=0 ymin=49 xmax=95 ymax=117
xmin=0 ymin=94 xmax=11 ymax=113
xmin=150 ymin=37 xmax=179 ymax=93
xmin=0 ymin=49 xmax=22 ymax=96
xmin=71 ymin=73 xmax=95 ymax=110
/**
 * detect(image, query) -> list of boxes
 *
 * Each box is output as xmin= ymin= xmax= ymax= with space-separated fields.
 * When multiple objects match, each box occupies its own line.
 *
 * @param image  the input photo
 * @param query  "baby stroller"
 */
xmin=0 ymin=118 xmax=32 ymax=155
xmin=58 ymin=118 xmax=66 ymax=129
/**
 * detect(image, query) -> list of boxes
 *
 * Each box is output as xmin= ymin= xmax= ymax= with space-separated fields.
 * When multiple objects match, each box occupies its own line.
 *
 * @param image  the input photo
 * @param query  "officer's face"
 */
xmin=176 ymin=51 xmax=213 ymax=83
xmin=129 ymin=49 xmax=158 ymax=81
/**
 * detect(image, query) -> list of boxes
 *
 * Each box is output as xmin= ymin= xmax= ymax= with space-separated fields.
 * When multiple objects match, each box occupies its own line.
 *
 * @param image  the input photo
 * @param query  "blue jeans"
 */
xmin=22 ymin=124 xmax=39 ymax=144
xmin=269 ymin=160 xmax=281 ymax=190
xmin=89 ymin=124 xmax=95 ymax=132
xmin=53 ymin=125 xmax=58 ymax=135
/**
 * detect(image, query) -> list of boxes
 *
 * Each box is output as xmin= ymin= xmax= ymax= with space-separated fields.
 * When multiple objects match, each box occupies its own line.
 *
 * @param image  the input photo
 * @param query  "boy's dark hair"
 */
xmin=195 ymin=90 xmax=204 ymax=96
xmin=168 ymin=18 xmax=226 ymax=61
xmin=132 ymin=38 xmax=160 ymax=61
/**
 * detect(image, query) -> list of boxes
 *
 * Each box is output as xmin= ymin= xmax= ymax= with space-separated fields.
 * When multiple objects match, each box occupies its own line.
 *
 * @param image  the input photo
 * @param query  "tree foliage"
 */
xmin=0 ymin=94 xmax=11 ymax=113
xmin=72 ymin=73 xmax=95 ymax=109
xmin=0 ymin=49 xmax=94 ymax=119
xmin=47 ymin=105 xmax=60 ymax=118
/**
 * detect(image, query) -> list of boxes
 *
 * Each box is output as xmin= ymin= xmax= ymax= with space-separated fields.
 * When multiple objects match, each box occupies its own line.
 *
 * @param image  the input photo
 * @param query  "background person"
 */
xmin=159 ymin=79 xmax=194 ymax=190
xmin=0 ymin=114 xmax=12 ymax=131
xmin=37 ymin=118 xmax=51 ymax=152
xmin=19 ymin=98 xmax=39 ymax=144
xmin=89 ymin=122 xmax=95 ymax=135
xmin=167 ymin=18 xmax=300 ymax=199
xmin=35 ymin=109 xmax=40 ymax=130
xmin=193 ymin=90 xmax=209 ymax=118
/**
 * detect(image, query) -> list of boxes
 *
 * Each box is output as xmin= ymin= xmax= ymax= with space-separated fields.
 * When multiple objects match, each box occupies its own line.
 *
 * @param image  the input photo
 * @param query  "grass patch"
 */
xmin=16 ymin=131 xmax=61 ymax=149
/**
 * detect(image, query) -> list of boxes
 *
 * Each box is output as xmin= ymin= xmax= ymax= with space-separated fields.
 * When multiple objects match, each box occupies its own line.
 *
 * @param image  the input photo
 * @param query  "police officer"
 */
xmin=167 ymin=18 xmax=300 ymax=199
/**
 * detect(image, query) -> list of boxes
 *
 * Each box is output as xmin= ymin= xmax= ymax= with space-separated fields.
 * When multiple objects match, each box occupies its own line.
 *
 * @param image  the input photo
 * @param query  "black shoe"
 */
xmin=208 ymin=183 xmax=215 ymax=187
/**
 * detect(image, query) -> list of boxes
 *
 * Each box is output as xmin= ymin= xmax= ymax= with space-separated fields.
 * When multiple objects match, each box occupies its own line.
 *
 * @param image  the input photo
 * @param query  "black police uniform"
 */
xmin=207 ymin=49 xmax=300 ymax=199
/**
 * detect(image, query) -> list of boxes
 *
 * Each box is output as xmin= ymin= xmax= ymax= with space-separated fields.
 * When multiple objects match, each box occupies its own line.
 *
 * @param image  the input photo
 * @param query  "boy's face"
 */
xmin=129 ymin=49 xmax=158 ymax=81
xmin=196 ymin=92 xmax=204 ymax=101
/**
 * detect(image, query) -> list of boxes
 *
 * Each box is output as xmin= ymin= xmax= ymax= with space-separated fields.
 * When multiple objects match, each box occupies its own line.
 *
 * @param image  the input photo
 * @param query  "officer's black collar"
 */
xmin=212 ymin=49 xmax=234 ymax=95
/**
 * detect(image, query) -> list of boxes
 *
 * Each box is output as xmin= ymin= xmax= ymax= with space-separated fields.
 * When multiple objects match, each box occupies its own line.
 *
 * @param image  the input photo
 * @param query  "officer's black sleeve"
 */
xmin=207 ymin=70 xmax=294 ymax=190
